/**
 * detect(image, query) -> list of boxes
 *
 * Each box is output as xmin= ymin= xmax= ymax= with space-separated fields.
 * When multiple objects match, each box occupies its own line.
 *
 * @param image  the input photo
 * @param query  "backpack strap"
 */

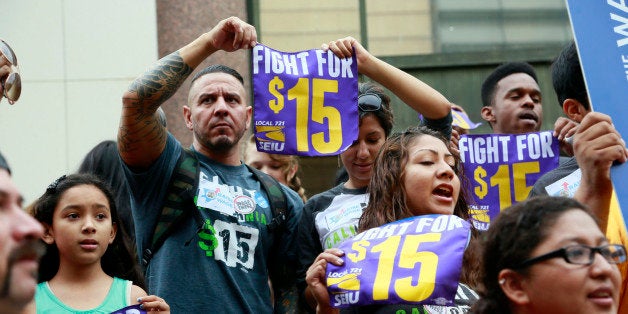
xmin=245 ymin=165 xmax=288 ymax=232
xmin=246 ymin=165 xmax=294 ymax=301
xmin=141 ymin=149 xmax=289 ymax=268
xmin=142 ymin=148 xmax=199 ymax=267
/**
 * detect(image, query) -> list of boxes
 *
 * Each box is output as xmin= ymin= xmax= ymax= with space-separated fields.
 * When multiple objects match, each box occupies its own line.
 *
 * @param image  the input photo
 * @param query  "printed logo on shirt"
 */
xmin=325 ymin=202 xmax=364 ymax=231
xmin=234 ymin=195 xmax=256 ymax=214
xmin=196 ymin=172 xmax=268 ymax=225
xmin=324 ymin=225 xmax=359 ymax=249
xmin=545 ymin=168 xmax=581 ymax=197
xmin=197 ymin=218 xmax=260 ymax=271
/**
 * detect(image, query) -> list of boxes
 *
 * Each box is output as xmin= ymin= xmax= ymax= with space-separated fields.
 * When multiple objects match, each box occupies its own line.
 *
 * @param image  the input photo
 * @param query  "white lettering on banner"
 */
xmin=252 ymin=45 xmax=310 ymax=75
xmin=351 ymin=216 xmax=465 ymax=242
xmin=352 ymin=221 xmax=413 ymax=241
xmin=623 ymin=55 xmax=628 ymax=81
xmin=458 ymin=136 xmax=511 ymax=164
xmin=258 ymin=141 xmax=285 ymax=152
xmin=608 ymin=0 xmax=628 ymax=46
xmin=515 ymin=133 xmax=555 ymax=160
xmin=414 ymin=215 xmax=465 ymax=233
xmin=315 ymin=50 xmax=355 ymax=78
xmin=333 ymin=292 xmax=360 ymax=306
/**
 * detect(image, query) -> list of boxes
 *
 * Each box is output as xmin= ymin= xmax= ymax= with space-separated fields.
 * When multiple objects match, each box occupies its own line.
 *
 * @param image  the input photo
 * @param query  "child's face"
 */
xmin=403 ymin=135 xmax=460 ymax=216
xmin=245 ymin=143 xmax=289 ymax=185
xmin=43 ymin=184 xmax=116 ymax=265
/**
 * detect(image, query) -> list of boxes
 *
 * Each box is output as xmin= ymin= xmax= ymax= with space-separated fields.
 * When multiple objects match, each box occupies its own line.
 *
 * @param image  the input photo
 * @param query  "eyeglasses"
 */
xmin=0 ymin=39 xmax=22 ymax=105
xmin=515 ymin=244 xmax=627 ymax=269
xmin=358 ymin=93 xmax=382 ymax=112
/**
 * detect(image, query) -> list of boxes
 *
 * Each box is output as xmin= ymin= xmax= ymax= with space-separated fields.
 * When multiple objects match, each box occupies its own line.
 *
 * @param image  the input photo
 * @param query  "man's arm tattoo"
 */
xmin=128 ymin=51 xmax=193 ymax=111
xmin=118 ymin=52 xmax=189 ymax=155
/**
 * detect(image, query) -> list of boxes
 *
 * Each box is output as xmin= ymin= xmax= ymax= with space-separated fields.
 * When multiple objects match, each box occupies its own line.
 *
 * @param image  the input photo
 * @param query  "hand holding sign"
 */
xmin=306 ymin=248 xmax=346 ymax=313
xmin=207 ymin=16 xmax=257 ymax=52
xmin=459 ymin=131 xmax=559 ymax=230
xmin=320 ymin=215 xmax=470 ymax=308
xmin=252 ymin=44 xmax=358 ymax=156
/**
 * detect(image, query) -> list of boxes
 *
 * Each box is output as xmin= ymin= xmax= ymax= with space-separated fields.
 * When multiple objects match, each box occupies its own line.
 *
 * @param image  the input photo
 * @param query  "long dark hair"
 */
xmin=78 ymin=140 xmax=134 ymax=238
xmin=358 ymin=125 xmax=479 ymax=287
xmin=359 ymin=126 xmax=470 ymax=230
xmin=32 ymin=173 xmax=145 ymax=289
xmin=471 ymin=196 xmax=592 ymax=314
xmin=358 ymin=82 xmax=394 ymax=137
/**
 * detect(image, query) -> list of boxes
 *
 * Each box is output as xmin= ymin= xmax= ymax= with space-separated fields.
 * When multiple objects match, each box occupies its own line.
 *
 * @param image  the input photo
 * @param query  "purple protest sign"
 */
xmin=252 ymin=44 xmax=359 ymax=156
xmin=452 ymin=109 xmax=482 ymax=130
xmin=110 ymin=304 xmax=147 ymax=314
xmin=419 ymin=108 xmax=481 ymax=130
xmin=458 ymin=131 xmax=559 ymax=230
xmin=326 ymin=214 xmax=470 ymax=308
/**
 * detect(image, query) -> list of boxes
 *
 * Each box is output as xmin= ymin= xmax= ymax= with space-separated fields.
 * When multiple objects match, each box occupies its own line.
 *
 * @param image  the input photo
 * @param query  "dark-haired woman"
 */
xmin=472 ymin=196 xmax=624 ymax=314
xmin=297 ymin=37 xmax=454 ymax=312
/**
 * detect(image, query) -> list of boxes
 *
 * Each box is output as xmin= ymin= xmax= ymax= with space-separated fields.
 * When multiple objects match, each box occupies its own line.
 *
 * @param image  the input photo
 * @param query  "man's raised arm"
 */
xmin=118 ymin=16 xmax=257 ymax=168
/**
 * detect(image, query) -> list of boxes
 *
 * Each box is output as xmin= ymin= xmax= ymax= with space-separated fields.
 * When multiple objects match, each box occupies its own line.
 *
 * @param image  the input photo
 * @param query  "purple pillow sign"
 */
xmin=326 ymin=214 xmax=470 ymax=308
xmin=252 ymin=44 xmax=359 ymax=156
xmin=459 ymin=131 xmax=559 ymax=230
xmin=109 ymin=304 xmax=146 ymax=314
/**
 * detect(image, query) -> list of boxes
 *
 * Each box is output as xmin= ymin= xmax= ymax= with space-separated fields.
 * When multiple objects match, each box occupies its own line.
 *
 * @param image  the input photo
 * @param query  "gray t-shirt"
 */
xmin=123 ymin=133 xmax=303 ymax=313
xmin=528 ymin=157 xmax=579 ymax=197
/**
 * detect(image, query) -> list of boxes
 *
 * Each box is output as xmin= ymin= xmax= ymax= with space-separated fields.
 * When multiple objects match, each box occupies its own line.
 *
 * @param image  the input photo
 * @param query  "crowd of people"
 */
xmin=1 ymin=14 xmax=628 ymax=314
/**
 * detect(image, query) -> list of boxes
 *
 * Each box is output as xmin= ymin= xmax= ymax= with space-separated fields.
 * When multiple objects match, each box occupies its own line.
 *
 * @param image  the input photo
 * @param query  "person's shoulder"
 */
xmin=280 ymin=183 xmax=303 ymax=206
xmin=308 ymin=183 xmax=346 ymax=200
xmin=535 ymin=156 xmax=578 ymax=185
xmin=130 ymin=284 xmax=148 ymax=304
xmin=303 ymin=184 xmax=344 ymax=208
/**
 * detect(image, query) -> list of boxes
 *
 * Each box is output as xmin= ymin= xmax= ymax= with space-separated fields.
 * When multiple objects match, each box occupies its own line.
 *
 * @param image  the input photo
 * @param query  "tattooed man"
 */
xmin=118 ymin=17 xmax=303 ymax=313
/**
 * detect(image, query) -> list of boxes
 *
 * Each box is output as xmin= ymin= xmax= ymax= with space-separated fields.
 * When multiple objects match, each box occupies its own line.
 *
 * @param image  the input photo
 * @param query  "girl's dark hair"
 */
xmin=358 ymin=125 xmax=480 ymax=287
xmin=78 ymin=140 xmax=134 ymax=239
xmin=471 ymin=196 xmax=592 ymax=314
xmin=32 ymin=173 xmax=145 ymax=289
xmin=358 ymin=82 xmax=394 ymax=137
xmin=359 ymin=125 xmax=470 ymax=230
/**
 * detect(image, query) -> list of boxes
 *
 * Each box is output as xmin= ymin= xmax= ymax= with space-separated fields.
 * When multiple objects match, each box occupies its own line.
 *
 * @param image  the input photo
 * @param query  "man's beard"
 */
xmin=195 ymin=128 xmax=245 ymax=154
xmin=0 ymin=240 xmax=45 ymax=298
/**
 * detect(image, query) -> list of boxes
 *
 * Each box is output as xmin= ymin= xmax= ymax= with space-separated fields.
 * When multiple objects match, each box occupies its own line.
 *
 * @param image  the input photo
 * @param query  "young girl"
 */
xmin=31 ymin=173 xmax=169 ymax=313
xmin=306 ymin=126 xmax=479 ymax=313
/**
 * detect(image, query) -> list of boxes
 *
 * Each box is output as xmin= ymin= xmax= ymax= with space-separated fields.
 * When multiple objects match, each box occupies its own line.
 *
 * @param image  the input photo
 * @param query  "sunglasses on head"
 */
xmin=357 ymin=93 xmax=383 ymax=112
xmin=0 ymin=39 xmax=21 ymax=105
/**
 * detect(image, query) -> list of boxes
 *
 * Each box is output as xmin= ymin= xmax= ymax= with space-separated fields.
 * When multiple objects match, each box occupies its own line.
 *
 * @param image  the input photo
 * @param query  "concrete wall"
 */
xmin=259 ymin=0 xmax=433 ymax=56
xmin=0 ymin=0 xmax=158 ymax=203
xmin=0 ymin=0 xmax=251 ymax=204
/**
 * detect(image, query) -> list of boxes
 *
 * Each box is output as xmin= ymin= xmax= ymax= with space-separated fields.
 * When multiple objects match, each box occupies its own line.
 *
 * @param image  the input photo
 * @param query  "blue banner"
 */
xmin=251 ymin=44 xmax=359 ymax=156
xmin=326 ymin=215 xmax=470 ymax=308
xmin=565 ymin=0 xmax=628 ymax=231
xmin=459 ymin=131 xmax=559 ymax=230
